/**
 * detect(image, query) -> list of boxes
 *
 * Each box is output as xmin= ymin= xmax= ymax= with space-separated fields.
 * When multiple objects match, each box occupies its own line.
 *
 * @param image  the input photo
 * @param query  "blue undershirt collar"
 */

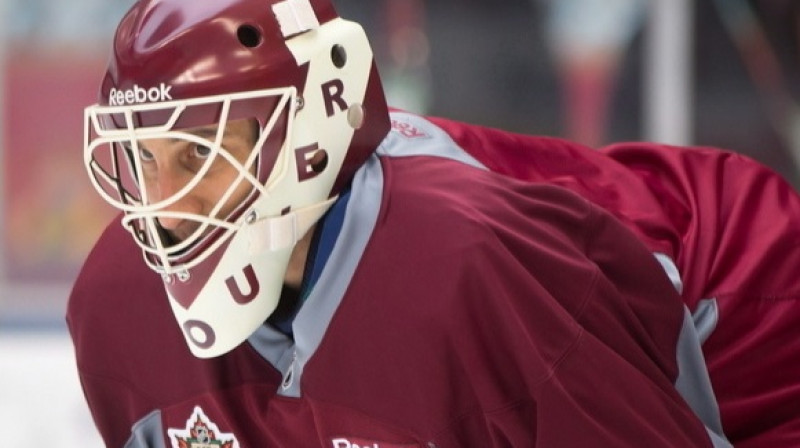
xmin=270 ymin=190 xmax=351 ymax=336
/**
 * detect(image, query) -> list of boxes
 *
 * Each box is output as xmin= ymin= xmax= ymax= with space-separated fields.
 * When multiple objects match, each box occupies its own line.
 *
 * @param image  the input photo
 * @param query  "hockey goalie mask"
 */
xmin=84 ymin=0 xmax=390 ymax=358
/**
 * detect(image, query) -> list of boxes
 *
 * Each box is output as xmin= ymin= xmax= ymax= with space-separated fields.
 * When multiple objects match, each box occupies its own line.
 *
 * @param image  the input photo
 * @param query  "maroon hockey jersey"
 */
xmin=424 ymin=112 xmax=800 ymax=447
xmin=69 ymin=119 xmax=723 ymax=447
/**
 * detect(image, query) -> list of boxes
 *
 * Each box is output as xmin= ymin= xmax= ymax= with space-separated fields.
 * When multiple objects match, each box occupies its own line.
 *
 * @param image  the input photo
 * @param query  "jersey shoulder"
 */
xmin=67 ymin=218 xmax=281 ymax=446
xmin=67 ymin=217 xmax=169 ymax=341
xmin=68 ymin=217 xmax=161 ymax=326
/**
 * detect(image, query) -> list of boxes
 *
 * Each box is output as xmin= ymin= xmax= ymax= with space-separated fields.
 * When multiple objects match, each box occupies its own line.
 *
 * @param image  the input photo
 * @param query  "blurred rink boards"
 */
xmin=0 ymin=1 xmax=131 ymax=445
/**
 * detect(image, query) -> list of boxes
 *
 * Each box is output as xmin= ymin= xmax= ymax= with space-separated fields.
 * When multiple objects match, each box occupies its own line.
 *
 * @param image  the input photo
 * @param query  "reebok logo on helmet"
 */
xmin=108 ymin=83 xmax=173 ymax=106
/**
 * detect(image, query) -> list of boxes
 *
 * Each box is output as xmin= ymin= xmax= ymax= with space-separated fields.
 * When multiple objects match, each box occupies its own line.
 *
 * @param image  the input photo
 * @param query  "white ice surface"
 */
xmin=0 ymin=331 xmax=103 ymax=447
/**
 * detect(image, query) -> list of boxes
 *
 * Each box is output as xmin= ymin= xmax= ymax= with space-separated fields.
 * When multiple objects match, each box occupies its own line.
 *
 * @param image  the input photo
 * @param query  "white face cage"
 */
xmin=84 ymin=87 xmax=298 ymax=276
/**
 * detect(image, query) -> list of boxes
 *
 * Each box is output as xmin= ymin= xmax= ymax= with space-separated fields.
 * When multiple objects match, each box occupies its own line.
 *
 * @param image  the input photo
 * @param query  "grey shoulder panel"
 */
xmin=654 ymin=252 xmax=684 ymax=294
xmin=692 ymin=298 xmax=720 ymax=344
xmin=654 ymin=253 xmax=728 ymax=446
xmin=675 ymin=305 xmax=730 ymax=446
xmin=379 ymin=111 xmax=487 ymax=169
xmin=124 ymin=410 xmax=166 ymax=448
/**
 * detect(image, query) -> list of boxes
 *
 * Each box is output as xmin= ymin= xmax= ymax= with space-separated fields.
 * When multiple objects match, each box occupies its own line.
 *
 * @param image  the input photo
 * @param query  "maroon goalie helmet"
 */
xmin=83 ymin=0 xmax=390 ymax=357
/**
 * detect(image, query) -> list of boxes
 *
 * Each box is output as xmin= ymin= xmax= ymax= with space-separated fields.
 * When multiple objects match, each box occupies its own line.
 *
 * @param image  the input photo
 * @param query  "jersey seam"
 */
xmin=542 ymin=301 xmax=590 ymax=388
xmin=574 ymin=203 xmax=605 ymax=322
xmin=428 ymin=330 xmax=588 ymax=441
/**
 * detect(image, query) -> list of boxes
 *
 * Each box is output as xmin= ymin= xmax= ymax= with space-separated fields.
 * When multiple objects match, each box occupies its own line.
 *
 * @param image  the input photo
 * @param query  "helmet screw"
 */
xmin=348 ymin=103 xmax=365 ymax=129
xmin=295 ymin=96 xmax=305 ymax=111
xmin=177 ymin=271 xmax=191 ymax=282
xmin=162 ymin=273 xmax=174 ymax=284
xmin=246 ymin=210 xmax=258 ymax=224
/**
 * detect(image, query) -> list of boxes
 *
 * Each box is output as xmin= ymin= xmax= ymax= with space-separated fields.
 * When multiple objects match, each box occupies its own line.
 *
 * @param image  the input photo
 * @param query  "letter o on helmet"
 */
xmin=183 ymin=320 xmax=216 ymax=349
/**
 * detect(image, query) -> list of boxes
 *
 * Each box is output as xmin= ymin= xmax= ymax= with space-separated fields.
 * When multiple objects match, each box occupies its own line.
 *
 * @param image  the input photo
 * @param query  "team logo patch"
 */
xmin=168 ymin=406 xmax=239 ymax=448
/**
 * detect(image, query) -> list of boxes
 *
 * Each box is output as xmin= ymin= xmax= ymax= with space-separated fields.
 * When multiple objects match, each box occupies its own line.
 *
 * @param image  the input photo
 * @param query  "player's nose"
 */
xmin=149 ymin=173 xmax=201 ymax=233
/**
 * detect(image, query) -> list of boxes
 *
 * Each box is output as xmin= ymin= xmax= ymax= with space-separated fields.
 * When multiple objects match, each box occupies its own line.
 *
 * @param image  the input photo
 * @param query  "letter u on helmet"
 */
xmin=84 ymin=0 xmax=390 ymax=357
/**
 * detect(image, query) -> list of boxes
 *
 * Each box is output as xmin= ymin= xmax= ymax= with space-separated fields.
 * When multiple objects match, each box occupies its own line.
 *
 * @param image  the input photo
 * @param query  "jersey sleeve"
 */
xmin=426 ymin=113 xmax=800 ymax=446
xmin=435 ymin=182 xmax=720 ymax=447
xmin=424 ymin=114 xmax=681 ymax=257
xmin=602 ymin=142 xmax=800 ymax=447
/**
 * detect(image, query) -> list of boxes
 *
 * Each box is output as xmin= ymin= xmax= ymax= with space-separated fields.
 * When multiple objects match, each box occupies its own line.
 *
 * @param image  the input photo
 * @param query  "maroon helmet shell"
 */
xmin=100 ymin=0 xmax=389 ymax=195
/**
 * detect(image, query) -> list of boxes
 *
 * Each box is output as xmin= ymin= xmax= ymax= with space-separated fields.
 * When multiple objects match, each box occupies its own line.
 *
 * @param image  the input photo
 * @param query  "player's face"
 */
xmin=135 ymin=118 xmax=257 ymax=242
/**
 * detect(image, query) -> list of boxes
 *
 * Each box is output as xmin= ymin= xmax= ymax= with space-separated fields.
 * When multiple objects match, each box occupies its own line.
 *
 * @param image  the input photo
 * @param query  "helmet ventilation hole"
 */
xmin=237 ymin=25 xmax=262 ymax=48
xmin=331 ymin=44 xmax=347 ymax=68
xmin=310 ymin=150 xmax=329 ymax=173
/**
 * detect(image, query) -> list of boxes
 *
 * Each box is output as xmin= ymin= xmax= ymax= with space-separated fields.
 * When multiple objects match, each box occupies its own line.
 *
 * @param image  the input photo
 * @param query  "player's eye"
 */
xmin=139 ymin=147 xmax=155 ymax=162
xmin=192 ymin=144 xmax=213 ymax=159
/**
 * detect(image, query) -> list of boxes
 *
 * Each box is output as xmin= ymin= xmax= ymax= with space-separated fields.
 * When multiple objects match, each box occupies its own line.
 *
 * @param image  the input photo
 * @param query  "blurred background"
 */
xmin=1 ymin=0 xmax=799 ymax=445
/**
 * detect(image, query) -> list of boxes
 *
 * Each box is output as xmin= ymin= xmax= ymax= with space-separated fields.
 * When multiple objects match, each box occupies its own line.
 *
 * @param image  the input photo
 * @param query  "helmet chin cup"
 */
xmin=165 ymin=198 xmax=336 ymax=358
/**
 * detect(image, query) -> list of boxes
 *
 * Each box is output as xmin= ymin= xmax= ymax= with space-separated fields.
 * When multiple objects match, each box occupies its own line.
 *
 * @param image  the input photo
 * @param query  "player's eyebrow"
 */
xmin=169 ymin=127 xmax=220 ymax=143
